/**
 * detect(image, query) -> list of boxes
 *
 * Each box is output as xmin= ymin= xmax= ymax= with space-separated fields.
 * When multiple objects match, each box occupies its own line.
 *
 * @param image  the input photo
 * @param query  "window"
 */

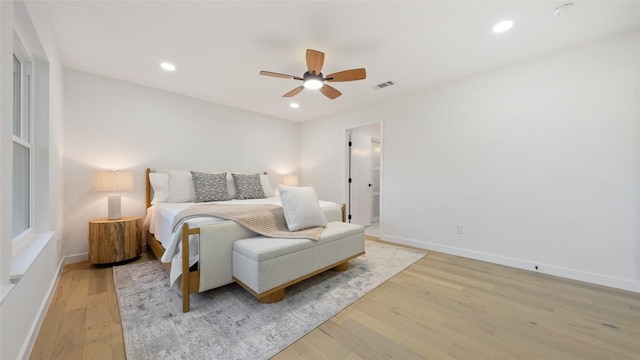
xmin=4 ymin=0 xmax=54 ymax=288
xmin=12 ymin=36 xmax=33 ymax=242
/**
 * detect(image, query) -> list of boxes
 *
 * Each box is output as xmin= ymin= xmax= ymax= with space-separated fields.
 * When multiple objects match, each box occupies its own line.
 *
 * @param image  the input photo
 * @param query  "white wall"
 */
xmin=0 ymin=1 xmax=65 ymax=359
xmin=63 ymin=69 xmax=301 ymax=260
xmin=300 ymin=29 xmax=640 ymax=292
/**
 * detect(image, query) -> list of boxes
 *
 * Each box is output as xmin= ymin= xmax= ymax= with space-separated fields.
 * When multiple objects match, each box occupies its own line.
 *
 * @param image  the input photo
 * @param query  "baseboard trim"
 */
xmin=20 ymin=256 xmax=64 ymax=360
xmin=64 ymin=252 xmax=88 ymax=265
xmin=381 ymin=234 xmax=639 ymax=293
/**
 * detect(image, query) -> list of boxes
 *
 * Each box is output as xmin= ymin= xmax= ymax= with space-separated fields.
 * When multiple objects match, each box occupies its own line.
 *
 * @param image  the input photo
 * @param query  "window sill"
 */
xmin=1 ymin=231 xmax=56 ymax=304
xmin=0 ymin=284 xmax=15 ymax=304
xmin=10 ymin=230 xmax=56 ymax=282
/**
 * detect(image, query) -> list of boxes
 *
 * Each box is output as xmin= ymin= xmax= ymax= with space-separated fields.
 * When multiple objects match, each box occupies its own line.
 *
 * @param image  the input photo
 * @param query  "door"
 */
xmin=371 ymin=139 xmax=381 ymax=222
xmin=349 ymin=131 xmax=372 ymax=226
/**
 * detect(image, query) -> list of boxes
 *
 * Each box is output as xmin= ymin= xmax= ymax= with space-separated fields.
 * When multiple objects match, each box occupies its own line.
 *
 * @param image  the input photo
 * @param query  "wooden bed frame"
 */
xmin=144 ymin=168 xmax=347 ymax=312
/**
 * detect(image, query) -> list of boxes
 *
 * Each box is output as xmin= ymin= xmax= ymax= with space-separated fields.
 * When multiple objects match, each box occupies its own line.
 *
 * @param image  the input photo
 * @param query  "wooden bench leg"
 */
xmin=258 ymin=288 xmax=285 ymax=304
xmin=332 ymin=262 xmax=349 ymax=272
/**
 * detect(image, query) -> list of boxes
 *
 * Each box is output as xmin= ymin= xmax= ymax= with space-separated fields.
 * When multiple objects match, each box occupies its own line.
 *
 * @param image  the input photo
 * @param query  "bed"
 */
xmin=143 ymin=168 xmax=346 ymax=311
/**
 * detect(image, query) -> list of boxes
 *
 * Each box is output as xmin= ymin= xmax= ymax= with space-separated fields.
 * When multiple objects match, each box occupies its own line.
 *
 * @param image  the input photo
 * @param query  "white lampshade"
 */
xmin=281 ymin=174 xmax=299 ymax=187
xmin=95 ymin=170 xmax=133 ymax=220
xmin=95 ymin=170 xmax=133 ymax=192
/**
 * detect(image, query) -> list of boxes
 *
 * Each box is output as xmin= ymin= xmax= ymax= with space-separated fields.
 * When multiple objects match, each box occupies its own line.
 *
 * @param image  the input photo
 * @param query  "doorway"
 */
xmin=346 ymin=123 xmax=382 ymax=238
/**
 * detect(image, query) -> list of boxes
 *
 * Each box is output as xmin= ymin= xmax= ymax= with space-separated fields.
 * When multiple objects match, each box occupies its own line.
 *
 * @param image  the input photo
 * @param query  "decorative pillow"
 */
xmin=191 ymin=171 xmax=230 ymax=202
xmin=278 ymin=185 xmax=327 ymax=231
xmin=149 ymin=172 xmax=169 ymax=204
xmin=226 ymin=173 xmax=238 ymax=199
xmin=232 ymin=173 xmax=266 ymax=200
xmin=260 ymin=174 xmax=274 ymax=197
xmin=168 ymin=170 xmax=195 ymax=203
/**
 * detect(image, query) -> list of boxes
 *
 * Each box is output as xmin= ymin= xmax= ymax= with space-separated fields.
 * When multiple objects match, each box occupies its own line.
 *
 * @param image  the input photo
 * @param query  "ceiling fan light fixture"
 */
xmin=304 ymin=79 xmax=323 ymax=90
xmin=302 ymin=72 xmax=323 ymax=90
xmin=260 ymin=49 xmax=366 ymax=100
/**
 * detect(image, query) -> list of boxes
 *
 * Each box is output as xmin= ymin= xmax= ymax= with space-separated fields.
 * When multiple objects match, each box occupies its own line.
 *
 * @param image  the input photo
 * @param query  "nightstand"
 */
xmin=88 ymin=216 xmax=142 ymax=264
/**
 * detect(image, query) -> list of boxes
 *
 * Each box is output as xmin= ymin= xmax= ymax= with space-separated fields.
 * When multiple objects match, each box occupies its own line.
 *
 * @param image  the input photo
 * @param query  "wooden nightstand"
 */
xmin=88 ymin=216 xmax=142 ymax=264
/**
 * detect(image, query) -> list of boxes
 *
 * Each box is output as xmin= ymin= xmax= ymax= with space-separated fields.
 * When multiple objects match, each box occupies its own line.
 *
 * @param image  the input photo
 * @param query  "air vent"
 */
xmin=374 ymin=81 xmax=395 ymax=90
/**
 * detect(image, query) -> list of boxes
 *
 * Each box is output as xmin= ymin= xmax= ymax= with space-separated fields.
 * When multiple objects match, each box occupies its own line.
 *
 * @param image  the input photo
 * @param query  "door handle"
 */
xmin=368 ymin=184 xmax=373 ymax=187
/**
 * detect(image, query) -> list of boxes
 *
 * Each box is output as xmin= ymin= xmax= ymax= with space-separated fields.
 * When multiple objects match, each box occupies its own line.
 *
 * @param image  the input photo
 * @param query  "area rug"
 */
xmin=113 ymin=240 xmax=426 ymax=360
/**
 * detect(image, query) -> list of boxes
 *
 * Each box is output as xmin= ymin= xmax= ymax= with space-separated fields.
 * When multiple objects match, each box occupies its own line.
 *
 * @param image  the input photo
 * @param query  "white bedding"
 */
xmin=143 ymin=197 xmax=342 ymax=284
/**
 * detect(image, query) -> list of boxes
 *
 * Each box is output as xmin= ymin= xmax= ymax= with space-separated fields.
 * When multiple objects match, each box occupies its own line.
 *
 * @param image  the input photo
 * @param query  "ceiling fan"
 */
xmin=260 ymin=49 xmax=366 ymax=100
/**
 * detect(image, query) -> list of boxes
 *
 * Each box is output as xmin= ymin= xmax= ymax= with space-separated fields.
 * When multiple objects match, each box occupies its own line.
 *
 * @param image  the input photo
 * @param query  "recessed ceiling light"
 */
xmin=493 ymin=20 xmax=514 ymax=33
xmin=160 ymin=62 xmax=176 ymax=71
xmin=289 ymin=103 xmax=299 ymax=109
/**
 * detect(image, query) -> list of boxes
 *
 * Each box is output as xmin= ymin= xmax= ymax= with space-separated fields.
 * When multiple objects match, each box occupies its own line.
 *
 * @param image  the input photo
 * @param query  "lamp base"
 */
xmin=107 ymin=193 xmax=122 ymax=220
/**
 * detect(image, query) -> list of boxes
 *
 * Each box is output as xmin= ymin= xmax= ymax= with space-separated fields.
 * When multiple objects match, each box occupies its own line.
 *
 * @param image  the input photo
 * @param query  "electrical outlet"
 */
xmin=455 ymin=224 xmax=463 ymax=234
xmin=57 ymin=238 xmax=69 ymax=257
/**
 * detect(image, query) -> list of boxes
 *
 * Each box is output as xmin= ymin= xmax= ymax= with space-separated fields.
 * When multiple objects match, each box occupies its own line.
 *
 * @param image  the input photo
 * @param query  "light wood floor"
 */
xmin=31 ymin=242 xmax=640 ymax=359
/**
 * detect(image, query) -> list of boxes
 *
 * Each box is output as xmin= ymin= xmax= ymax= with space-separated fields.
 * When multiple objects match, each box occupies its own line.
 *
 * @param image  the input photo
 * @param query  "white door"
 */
xmin=371 ymin=139 xmax=381 ymax=222
xmin=349 ymin=131 xmax=372 ymax=226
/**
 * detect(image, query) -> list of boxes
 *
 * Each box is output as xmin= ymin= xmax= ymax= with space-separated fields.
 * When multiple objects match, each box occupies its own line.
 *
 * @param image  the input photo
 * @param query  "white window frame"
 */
xmin=2 ymin=0 xmax=55 ymax=292
xmin=12 ymin=32 xmax=35 ymax=248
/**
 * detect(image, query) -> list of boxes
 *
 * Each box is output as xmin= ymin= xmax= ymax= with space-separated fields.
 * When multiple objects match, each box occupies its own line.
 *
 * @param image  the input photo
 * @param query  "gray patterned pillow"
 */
xmin=232 ymin=173 xmax=266 ymax=200
xmin=191 ymin=171 xmax=230 ymax=202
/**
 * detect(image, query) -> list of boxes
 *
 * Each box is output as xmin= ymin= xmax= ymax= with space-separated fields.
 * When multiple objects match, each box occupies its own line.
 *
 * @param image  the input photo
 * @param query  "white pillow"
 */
xmin=278 ymin=185 xmax=327 ymax=231
xmin=260 ymin=174 xmax=274 ymax=197
xmin=168 ymin=170 xmax=195 ymax=203
xmin=149 ymin=172 xmax=169 ymax=204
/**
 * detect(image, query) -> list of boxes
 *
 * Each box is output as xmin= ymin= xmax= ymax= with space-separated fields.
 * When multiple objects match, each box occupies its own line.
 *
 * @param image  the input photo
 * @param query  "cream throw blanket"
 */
xmin=172 ymin=203 xmax=324 ymax=240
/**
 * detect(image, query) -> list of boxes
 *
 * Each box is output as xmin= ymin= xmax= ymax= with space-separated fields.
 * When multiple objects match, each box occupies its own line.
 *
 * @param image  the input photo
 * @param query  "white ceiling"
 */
xmin=41 ymin=1 xmax=640 ymax=122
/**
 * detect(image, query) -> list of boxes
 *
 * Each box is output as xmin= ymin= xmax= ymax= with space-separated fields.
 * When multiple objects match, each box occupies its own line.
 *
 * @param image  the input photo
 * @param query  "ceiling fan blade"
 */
xmin=260 ymin=71 xmax=303 ymax=80
xmin=282 ymin=86 xmax=304 ymax=98
xmin=306 ymin=49 xmax=325 ymax=75
xmin=325 ymin=68 xmax=367 ymax=82
xmin=319 ymin=84 xmax=341 ymax=99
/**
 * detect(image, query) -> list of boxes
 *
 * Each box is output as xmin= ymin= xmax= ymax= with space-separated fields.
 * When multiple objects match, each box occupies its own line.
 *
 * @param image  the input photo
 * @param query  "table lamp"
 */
xmin=95 ymin=170 xmax=133 ymax=220
xmin=281 ymin=174 xmax=299 ymax=187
